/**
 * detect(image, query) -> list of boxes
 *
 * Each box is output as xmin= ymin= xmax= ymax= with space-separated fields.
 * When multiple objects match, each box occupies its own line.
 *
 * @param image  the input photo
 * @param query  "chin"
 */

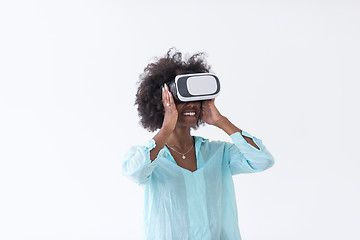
xmin=177 ymin=117 xmax=199 ymax=128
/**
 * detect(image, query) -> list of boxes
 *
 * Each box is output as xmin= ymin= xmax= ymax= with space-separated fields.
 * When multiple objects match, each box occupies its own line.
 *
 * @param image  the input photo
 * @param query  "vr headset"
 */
xmin=168 ymin=73 xmax=220 ymax=103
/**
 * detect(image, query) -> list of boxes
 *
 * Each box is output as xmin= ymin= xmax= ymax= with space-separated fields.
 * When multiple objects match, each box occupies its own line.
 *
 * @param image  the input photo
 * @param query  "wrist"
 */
xmin=160 ymin=125 xmax=174 ymax=135
xmin=213 ymin=115 xmax=228 ymax=128
xmin=214 ymin=116 xmax=242 ymax=135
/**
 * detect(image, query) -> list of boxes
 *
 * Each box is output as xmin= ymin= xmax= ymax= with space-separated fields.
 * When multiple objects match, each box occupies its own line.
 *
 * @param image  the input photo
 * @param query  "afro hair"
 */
xmin=135 ymin=48 xmax=212 ymax=132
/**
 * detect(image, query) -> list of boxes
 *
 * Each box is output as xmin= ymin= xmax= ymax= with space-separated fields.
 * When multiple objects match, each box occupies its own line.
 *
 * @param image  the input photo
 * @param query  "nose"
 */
xmin=184 ymin=101 xmax=201 ymax=109
xmin=184 ymin=101 xmax=197 ymax=107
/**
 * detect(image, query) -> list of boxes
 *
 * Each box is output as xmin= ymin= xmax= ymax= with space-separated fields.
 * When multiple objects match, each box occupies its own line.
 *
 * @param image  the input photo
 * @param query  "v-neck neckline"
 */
xmin=163 ymin=136 xmax=206 ymax=174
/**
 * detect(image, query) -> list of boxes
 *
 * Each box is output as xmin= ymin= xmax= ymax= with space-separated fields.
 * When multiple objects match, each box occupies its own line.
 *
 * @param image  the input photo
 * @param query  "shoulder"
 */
xmin=193 ymin=135 xmax=229 ymax=149
xmin=123 ymin=139 xmax=156 ymax=157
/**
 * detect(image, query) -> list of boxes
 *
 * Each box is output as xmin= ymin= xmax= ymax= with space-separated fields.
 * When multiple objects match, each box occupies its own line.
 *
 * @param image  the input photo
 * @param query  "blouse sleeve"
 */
xmin=121 ymin=139 xmax=161 ymax=185
xmin=224 ymin=131 xmax=275 ymax=175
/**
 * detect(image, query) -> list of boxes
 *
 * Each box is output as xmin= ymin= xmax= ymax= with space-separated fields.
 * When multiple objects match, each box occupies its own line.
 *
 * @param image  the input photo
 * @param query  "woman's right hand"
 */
xmin=149 ymin=84 xmax=177 ymax=161
xmin=161 ymin=83 xmax=178 ymax=132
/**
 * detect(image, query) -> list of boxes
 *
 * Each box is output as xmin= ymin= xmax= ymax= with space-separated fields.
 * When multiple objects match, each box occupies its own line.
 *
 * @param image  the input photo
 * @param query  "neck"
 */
xmin=166 ymin=126 xmax=194 ymax=151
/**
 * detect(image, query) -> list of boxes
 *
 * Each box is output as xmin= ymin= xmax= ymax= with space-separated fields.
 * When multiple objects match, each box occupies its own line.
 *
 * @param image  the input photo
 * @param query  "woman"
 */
xmin=122 ymin=49 xmax=275 ymax=240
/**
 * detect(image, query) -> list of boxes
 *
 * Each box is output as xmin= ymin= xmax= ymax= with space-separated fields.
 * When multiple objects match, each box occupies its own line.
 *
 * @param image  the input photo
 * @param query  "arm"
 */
xmin=122 ymin=139 xmax=160 ymax=185
xmin=201 ymin=98 xmax=274 ymax=174
xmin=214 ymin=116 xmax=260 ymax=150
xmin=150 ymin=83 xmax=178 ymax=161
xmin=122 ymin=84 xmax=178 ymax=184
xmin=224 ymin=131 xmax=274 ymax=174
xmin=201 ymin=98 xmax=259 ymax=148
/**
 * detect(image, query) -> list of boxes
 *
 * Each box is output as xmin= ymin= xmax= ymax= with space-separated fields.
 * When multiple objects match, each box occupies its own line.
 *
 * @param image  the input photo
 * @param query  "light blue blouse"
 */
xmin=122 ymin=131 xmax=275 ymax=240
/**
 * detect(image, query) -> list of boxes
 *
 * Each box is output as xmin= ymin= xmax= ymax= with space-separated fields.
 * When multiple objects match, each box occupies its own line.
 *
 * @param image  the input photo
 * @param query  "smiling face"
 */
xmin=175 ymin=101 xmax=202 ymax=128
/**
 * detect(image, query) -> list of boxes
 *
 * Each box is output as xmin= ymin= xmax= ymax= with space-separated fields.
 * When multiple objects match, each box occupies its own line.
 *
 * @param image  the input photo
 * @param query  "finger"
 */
xmin=161 ymin=86 xmax=165 ymax=107
xmin=164 ymin=84 xmax=170 ymax=107
xmin=168 ymin=90 xmax=175 ymax=107
xmin=165 ymin=84 xmax=170 ymax=106
xmin=165 ymin=84 xmax=176 ymax=108
xmin=162 ymin=85 xmax=167 ymax=107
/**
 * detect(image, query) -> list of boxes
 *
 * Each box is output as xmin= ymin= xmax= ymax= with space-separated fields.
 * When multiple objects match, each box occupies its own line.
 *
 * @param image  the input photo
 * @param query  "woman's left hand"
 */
xmin=200 ymin=98 xmax=224 ymax=125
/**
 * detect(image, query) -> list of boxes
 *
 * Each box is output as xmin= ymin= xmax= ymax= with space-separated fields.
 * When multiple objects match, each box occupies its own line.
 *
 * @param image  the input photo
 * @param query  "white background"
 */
xmin=1 ymin=0 xmax=359 ymax=239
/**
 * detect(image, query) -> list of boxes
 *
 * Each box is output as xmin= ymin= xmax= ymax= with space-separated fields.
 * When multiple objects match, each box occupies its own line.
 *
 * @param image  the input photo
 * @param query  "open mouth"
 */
xmin=183 ymin=111 xmax=196 ymax=116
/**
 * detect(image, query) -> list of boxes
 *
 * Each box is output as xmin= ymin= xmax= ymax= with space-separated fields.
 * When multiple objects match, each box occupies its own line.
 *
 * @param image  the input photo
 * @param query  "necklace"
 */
xmin=165 ymin=143 xmax=194 ymax=159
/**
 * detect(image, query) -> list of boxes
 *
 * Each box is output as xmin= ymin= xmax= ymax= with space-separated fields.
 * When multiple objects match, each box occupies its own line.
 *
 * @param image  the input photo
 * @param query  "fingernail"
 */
xmin=162 ymin=86 xmax=164 ymax=92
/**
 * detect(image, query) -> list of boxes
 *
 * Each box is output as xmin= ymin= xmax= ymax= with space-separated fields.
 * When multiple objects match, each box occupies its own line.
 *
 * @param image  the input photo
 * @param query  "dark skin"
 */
xmin=150 ymin=83 xmax=260 ymax=172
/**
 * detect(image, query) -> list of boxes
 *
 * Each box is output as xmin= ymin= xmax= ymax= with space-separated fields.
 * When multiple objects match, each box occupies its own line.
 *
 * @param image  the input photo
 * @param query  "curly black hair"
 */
xmin=135 ymin=48 xmax=212 ymax=132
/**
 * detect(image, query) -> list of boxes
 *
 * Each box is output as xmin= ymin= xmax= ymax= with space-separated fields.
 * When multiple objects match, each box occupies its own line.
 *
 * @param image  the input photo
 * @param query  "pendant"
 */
xmin=182 ymin=155 xmax=186 ymax=159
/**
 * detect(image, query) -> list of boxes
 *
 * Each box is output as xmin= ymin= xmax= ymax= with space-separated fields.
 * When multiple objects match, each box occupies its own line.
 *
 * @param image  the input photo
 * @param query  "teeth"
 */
xmin=183 ymin=112 xmax=195 ymax=116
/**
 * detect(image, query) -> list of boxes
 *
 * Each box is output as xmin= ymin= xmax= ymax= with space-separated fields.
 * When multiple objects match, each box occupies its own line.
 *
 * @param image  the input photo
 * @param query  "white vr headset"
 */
xmin=168 ymin=73 xmax=220 ymax=103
